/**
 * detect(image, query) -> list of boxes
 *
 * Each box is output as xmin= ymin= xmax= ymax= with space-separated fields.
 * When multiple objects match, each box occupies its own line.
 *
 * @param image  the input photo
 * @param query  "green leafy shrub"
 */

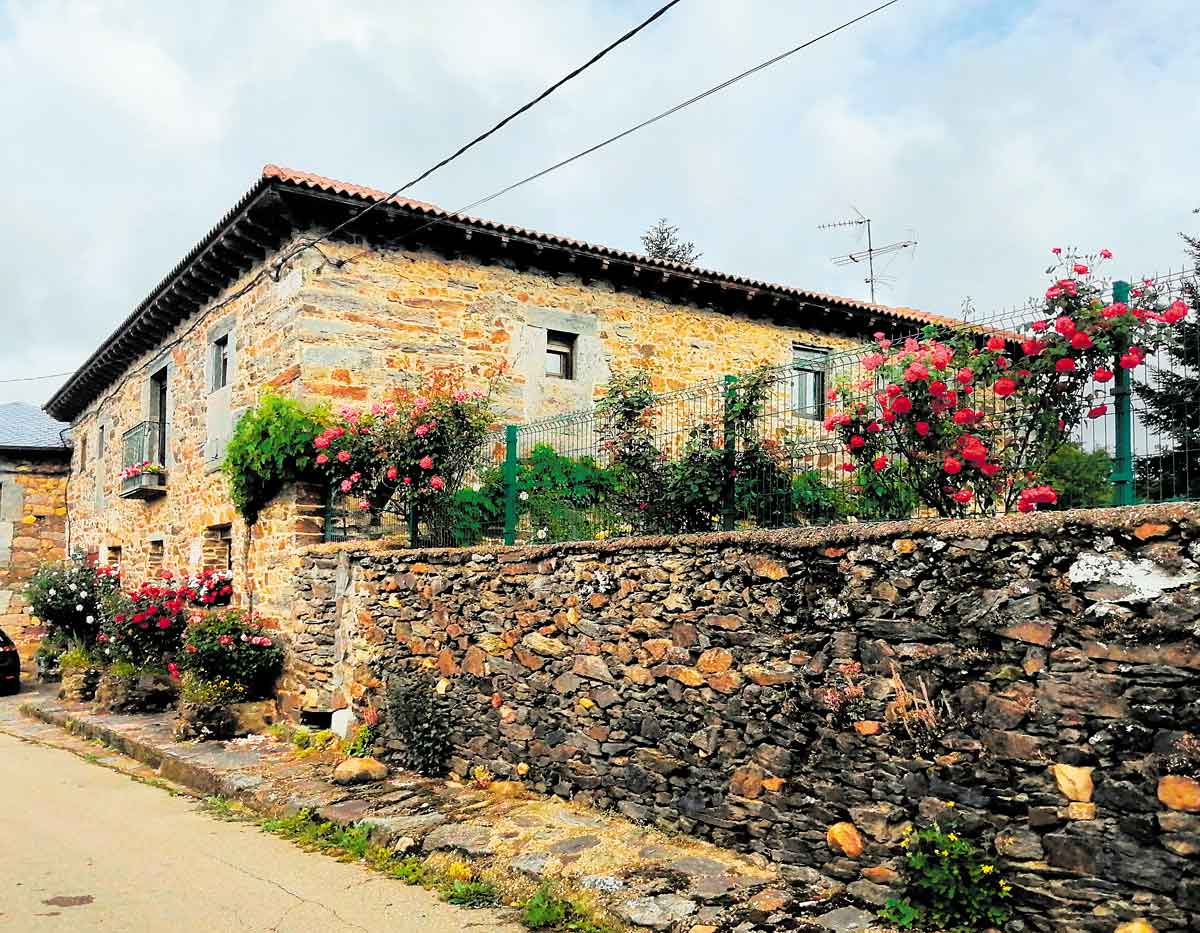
xmin=790 ymin=469 xmax=851 ymax=524
xmin=386 ymin=670 xmax=452 ymax=776
xmin=178 ymin=609 xmax=282 ymax=699
xmin=25 ymin=561 xmax=121 ymax=646
xmin=522 ymin=884 xmax=573 ymax=928
xmin=444 ymin=879 xmax=498 ymax=907
xmin=344 ymin=723 xmax=378 ymax=758
xmin=58 ymin=642 xmax=101 ymax=672
xmin=880 ymin=822 xmax=1012 ymax=932
xmin=1039 ymin=442 xmax=1113 ymax=509
xmin=222 ymin=393 xmax=328 ymax=524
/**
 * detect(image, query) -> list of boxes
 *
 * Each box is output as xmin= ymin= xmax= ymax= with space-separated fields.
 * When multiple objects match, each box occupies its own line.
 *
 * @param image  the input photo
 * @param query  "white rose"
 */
xmin=49 ymin=589 xmax=56 ymax=596
xmin=75 ymin=604 xmax=84 ymax=612
xmin=86 ymin=615 xmax=95 ymax=624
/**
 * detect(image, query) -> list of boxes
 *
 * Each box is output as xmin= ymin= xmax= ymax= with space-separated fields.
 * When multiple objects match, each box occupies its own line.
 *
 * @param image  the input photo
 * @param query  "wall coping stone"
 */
xmin=301 ymin=502 xmax=1200 ymax=562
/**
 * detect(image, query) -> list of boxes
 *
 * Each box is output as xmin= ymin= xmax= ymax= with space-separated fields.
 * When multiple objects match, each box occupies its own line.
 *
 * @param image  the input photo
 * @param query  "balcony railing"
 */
xmin=119 ymin=421 xmax=167 ymax=499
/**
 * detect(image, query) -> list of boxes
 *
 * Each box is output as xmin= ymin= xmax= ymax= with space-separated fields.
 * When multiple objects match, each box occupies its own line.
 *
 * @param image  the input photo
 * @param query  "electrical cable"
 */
xmin=60 ymin=0 xmax=902 ymax=416
xmin=330 ymin=0 xmax=905 ymax=270
xmin=286 ymin=0 xmax=685 ymax=266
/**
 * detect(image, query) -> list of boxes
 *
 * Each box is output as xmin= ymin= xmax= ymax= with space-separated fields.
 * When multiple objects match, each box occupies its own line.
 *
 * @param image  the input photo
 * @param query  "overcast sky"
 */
xmin=2 ymin=0 xmax=1196 ymax=409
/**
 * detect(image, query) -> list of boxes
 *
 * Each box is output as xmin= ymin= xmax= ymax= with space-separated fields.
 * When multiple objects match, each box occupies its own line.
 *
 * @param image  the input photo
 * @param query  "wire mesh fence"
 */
xmin=325 ymin=271 xmax=1199 ymax=547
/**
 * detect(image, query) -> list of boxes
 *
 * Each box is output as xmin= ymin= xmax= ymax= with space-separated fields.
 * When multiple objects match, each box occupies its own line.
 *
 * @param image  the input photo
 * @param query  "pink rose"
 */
xmin=337 ymin=450 xmax=351 ymax=463
xmin=419 ymin=455 xmax=433 ymax=470
xmin=429 ymin=475 xmax=446 ymax=491
xmin=315 ymin=454 xmax=329 ymax=465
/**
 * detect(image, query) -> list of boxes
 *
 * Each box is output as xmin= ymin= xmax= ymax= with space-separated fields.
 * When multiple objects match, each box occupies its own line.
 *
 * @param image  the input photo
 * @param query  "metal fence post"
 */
xmin=1111 ymin=280 xmax=1135 ymax=506
xmin=503 ymin=424 xmax=519 ymax=545
xmin=721 ymin=375 xmax=738 ymax=531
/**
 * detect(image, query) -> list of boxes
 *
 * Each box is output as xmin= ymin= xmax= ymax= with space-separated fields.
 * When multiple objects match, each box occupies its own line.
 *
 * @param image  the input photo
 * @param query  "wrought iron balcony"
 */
xmin=119 ymin=421 xmax=168 ymax=499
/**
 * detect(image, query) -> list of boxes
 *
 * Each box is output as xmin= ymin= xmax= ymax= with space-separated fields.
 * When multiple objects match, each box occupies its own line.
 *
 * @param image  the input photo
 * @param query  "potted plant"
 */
xmin=118 ymin=460 xmax=166 ymax=498
xmin=58 ymin=642 xmax=103 ymax=702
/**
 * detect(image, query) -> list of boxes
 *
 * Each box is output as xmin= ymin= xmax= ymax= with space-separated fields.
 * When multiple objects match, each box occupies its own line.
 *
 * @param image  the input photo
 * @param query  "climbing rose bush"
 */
xmin=314 ymin=370 xmax=496 ymax=516
xmin=826 ymin=250 xmax=1187 ymax=516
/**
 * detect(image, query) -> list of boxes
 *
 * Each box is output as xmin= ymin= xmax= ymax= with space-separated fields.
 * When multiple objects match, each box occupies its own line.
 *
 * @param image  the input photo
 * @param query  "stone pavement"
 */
xmin=0 ymin=686 xmax=891 ymax=933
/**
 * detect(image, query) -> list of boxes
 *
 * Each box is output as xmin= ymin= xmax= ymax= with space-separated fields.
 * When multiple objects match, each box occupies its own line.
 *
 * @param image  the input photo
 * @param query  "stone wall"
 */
xmin=291 ymin=504 xmax=1200 ymax=932
xmin=0 ymin=452 xmax=69 ymax=665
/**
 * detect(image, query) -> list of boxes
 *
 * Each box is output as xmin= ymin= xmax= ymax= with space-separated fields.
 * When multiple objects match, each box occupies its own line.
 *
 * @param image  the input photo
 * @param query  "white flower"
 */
xmin=86 ymin=615 xmax=94 ymax=624
xmin=536 ymin=527 xmax=548 ymax=540
xmin=75 ymin=604 xmax=84 ymax=612
xmin=49 ymin=589 xmax=56 ymax=596
xmin=519 ymin=491 xmax=530 ymax=501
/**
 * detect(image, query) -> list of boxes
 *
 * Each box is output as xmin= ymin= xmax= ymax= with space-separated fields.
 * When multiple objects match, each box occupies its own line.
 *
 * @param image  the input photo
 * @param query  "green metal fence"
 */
xmin=325 ymin=272 xmax=1199 ymax=546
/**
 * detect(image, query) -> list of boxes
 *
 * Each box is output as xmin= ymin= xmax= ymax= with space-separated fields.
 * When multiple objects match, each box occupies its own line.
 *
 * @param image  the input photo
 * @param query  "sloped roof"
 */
xmin=263 ymin=164 xmax=955 ymax=328
xmin=46 ymin=164 xmax=959 ymax=421
xmin=0 ymin=402 xmax=70 ymax=450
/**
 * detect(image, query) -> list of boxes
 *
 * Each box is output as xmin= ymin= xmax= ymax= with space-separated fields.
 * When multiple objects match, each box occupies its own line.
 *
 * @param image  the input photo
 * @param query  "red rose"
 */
xmin=891 ymin=396 xmax=912 ymax=415
xmin=1093 ymin=367 xmax=1113 ymax=383
xmin=872 ymin=455 xmax=888 ymax=472
xmin=914 ymin=421 xmax=930 ymax=437
xmin=1070 ymin=332 xmax=1093 ymax=350
xmin=943 ymin=456 xmax=962 ymax=475
xmin=849 ymin=435 xmax=866 ymax=450
xmin=1055 ymin=358 xmax=1077 ymax=374
xmin=952 ymin=489 xmax=973 ymax=504
xmin=985 ymin=335 xmax=1005 ymax=352
xmin=994 ymin=378 xmax=1017 ymax=398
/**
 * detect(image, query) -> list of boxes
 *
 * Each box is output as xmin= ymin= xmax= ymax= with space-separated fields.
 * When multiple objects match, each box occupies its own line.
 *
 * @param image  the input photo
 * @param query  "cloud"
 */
xmin=1 ymin=0 xmax=1196 ymax=407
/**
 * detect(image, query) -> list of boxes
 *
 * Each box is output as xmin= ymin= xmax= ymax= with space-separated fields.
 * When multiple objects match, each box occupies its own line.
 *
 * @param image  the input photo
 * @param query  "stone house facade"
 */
xmin=0 ymin=403 xmax=71 ymax=667
xmin=44 ymin=165 xmax=944 ymax=687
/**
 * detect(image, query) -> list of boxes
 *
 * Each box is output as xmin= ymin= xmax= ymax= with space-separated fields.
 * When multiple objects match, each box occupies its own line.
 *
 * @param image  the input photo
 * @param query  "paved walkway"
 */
xmin=0 ymin=726 xmax=519 ymax=932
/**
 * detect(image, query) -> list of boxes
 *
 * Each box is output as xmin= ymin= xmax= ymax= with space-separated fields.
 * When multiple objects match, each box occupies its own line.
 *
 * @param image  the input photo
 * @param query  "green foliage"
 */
xmin=444 ymin=879 xmax=499 ymax=908
xmin=790 ymin=469 xmax=851 ymax=524
xmin=388 ymin=856 xmax=428 ymax=885
xmin=880 ymin=823 xmax=1012 ymax=932
xmin=179 ymin=671 xmax=245 ymax=706
xmin=261 ymin=809 xmax=370 ymax=859
xmin=179 ymin=609 xmax=282 ymax=699
xmin=106 ymin=659 xmax=141 ymax=679
xmin=522 ymin=884 xmax=573 ymax=928
xmin=222 ymin=393 xmax=328 ymax=524
xmin=344 ymin=723 xmax=378 ymax=758
xmin=851 ymin=464 xmax=920 ymax=521
xmin=1039 ymin=442 xmax=1113 ymax=509
xmin=386 ymin=670 xmax=452 ymax=776
xmin=59 ymin=642 xmax=101 ymax=672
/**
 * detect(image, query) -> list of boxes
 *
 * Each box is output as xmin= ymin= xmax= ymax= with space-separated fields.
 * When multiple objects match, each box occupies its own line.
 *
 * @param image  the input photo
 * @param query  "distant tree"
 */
xmin=1040 ymin=443 xmax=1113 ymax=510
xmin=1136 ymin=211 xmax=1200 ymax=501
xmin=640 ymin=217 xmax=702 ymax=265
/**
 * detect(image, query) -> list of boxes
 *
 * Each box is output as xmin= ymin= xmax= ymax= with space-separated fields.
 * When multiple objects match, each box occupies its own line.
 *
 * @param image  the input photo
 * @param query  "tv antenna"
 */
xmin=818 ymin=208 xmax=917 ymax=303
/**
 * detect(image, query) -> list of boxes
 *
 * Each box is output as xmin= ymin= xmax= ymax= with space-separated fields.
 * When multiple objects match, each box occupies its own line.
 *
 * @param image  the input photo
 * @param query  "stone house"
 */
xmin=0 ymin=403 xmax=71 ymax=666
xmin=43 ymin=164 xmax=944 ymax=672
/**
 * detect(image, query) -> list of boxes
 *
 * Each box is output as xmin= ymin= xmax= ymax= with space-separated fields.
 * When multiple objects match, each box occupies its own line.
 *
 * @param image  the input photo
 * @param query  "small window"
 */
xmin=212 ymin=335 xmax=230 ymax=391
xmin=545 ymin=331 xmax=576 ymax=380
xmin=79 ymin=431 xmax=88 ymax=471
xmin=793 ymin=344 xmax=829 ymax=421
xmin=148 ymin=539 xmax=164 ymax=577
xmin=204 ymin=524 xmax=234 ymax=571
xmin=106 ymin=545 xmax=122 ymax=568
xmin=97 ymin=424 xmax=106 ymax=458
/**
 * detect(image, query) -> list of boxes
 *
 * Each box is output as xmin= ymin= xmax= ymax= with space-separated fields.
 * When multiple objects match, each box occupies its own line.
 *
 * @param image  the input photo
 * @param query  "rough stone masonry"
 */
xmin=291 ymin=504 xmax=1200 ymax=932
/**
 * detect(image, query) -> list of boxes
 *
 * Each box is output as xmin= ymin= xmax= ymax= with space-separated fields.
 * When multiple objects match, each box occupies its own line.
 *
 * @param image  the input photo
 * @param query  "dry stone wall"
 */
xmin=293 ymin=505 xmax=1200 ymax=932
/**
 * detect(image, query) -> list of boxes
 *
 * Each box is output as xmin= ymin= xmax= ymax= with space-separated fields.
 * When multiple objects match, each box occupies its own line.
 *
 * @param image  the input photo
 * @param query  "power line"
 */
xmin=334 ymin=0 xmax=906 ymax=270
xmin=0 ymin=371 xmax=74 ymax=384
xmin=287 ymin=0 xmax=686 ymax=266
xmin=56 ymin=0 xmax=901 ymax=413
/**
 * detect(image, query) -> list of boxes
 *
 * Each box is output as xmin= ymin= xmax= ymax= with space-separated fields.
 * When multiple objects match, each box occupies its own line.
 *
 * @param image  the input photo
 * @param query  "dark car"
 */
xmin=0 ymin=627 xmax=19 ymax=695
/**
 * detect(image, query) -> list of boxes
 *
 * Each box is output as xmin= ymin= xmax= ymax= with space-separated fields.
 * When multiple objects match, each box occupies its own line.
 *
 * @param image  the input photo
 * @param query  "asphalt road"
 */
xmin=0 ymin=731 xmax=519 ymax=932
